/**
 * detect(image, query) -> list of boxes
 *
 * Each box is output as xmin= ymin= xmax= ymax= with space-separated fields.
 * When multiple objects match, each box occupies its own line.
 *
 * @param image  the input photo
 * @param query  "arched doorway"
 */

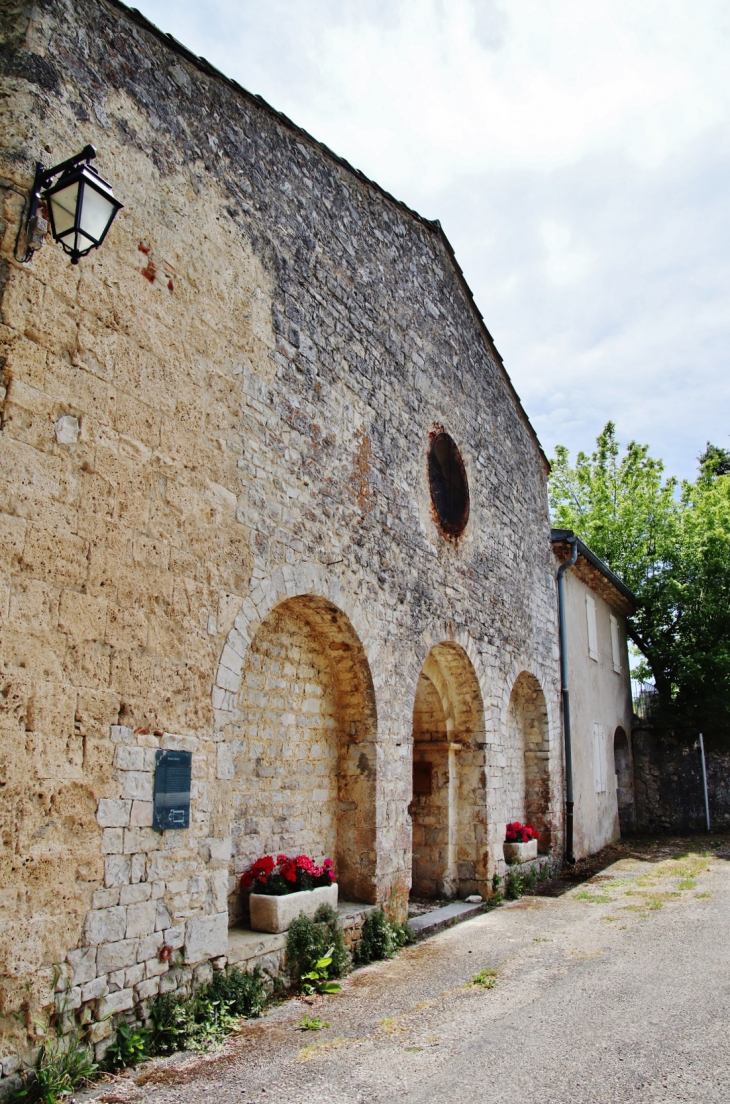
xmin=410 ymin=642 xmax=486 ymax=900
xmin=226 ymin=595 xmax=377 ymax=923
xmin=613 ymin=727 xmax=635 ymax=836
xmin=506 ymin=672 xmax=551 ymax=852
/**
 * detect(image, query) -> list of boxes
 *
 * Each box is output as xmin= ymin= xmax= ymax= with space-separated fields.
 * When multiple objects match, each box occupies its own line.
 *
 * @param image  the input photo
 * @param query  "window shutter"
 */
xmin=593 ymin=723 xmax=607 ymax=793
xmin=610 ymin=615 xmax=622 ymax=673
xmin=586 ymin=594 xmax=599 ymax=661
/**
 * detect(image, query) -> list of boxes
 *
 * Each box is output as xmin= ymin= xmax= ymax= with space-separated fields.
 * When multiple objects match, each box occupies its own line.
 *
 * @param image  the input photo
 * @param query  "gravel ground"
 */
xmin=81 ymin=835 xmax=730 ymax=1104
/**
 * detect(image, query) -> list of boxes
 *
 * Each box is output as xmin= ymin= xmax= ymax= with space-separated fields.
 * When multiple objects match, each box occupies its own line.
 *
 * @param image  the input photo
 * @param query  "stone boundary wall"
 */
xmin=633 ymin=725 xmax=730 ymax=835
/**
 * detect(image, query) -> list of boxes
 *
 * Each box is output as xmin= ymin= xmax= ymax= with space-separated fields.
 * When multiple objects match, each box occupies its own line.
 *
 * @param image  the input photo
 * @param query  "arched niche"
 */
xmin=506 ymin=671 xmax=551 ymax=852
xmin=224 ymin=594 xmax=378 ymax=922
xmin=613 ymin=726 xmax=635 ymax=836
xmin=410 ymin=641 xmax=487 ymax=900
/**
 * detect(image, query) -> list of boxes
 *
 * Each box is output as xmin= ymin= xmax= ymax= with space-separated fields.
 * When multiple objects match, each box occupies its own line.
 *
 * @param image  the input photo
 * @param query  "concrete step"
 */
xmin=408 ymin=900 xmax=485 ymax=940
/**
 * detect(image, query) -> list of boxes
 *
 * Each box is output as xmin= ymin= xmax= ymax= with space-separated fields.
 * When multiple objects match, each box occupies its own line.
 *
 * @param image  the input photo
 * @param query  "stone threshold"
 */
xmin=227 ymin=900 xmax=376 ymax=967
xmin=408 ymin=900 xmax=486 ymax=940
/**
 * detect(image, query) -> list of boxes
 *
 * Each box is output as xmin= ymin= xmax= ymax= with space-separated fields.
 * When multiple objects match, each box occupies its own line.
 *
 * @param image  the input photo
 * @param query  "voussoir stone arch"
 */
xmin=212 ymin=563 xmax=377 ymax=731
xmin=410 ymin=623 xmax=492 ymax=728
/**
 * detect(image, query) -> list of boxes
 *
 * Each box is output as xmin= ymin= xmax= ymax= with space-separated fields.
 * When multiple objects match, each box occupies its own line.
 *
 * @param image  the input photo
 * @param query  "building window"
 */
xmin=593 ymin=722 xmax=607 ymax=793
xmin=428 ymin=431 xmax=470 ymax=537
xmin=610 ymin=614 xmax=622 ymax=673
xmin=586 ymin=594 xmax=599 ymax=661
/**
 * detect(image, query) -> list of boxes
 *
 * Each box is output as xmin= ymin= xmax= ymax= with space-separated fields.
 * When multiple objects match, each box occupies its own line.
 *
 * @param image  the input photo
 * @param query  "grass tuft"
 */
xmin=471 ymin=969 xmax=498 ymax=989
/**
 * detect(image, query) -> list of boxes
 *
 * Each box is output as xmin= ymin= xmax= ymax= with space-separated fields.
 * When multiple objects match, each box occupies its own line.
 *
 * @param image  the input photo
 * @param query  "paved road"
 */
xmin=86 ymin=837 xmax=730 ymax=1104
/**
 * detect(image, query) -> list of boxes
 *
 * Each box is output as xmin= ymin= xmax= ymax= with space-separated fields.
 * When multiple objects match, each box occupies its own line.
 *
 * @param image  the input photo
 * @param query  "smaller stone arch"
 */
xmin=410 ymin=641 xmax=488 ymax=899
xmin=613 ymin=727 xmax=635 ymax=836
xmin=220 ymin=593 xmax=378 ymax=923
xmin=506 ymin=671 xmax=551 ymax=851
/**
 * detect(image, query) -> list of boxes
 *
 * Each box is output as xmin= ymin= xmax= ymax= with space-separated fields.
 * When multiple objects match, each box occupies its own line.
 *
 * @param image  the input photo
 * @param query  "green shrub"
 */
xmin=10 ymin=1034 xmax=97 ymax=1103
xmin=354 ymin=909 xmax=415 ymax=965
xmin=300 ymin=952 xmax=342 ymax=995
xmin=505 ymin=860 xmax=553 ymax=900
xmin=104 ymin=1022 xmax=152 ymax=1070
xmin=285 ymin=905 xmax=349 ymax=987
xmin=148 ymin=989 xmax=237 ymax=1054
xmin=148 ymin=992 xmax=191 ymax=1055
xmin=207 ymin=967 xmax=269 ymax=1019
xmin=148 ymin=968 xmax=270 ymax=1055
xmin=505 ymin=869 xmax=527 ymax=900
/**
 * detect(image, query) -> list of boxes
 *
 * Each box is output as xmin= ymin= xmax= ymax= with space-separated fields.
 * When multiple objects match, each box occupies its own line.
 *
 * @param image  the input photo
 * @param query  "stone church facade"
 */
xmin=0 ymin=0 xmax=561 ymax=1066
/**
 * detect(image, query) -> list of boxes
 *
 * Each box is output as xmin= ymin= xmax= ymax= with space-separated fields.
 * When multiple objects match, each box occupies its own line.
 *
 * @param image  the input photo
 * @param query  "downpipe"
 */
xmin=699 ymin=733 xmax=711 ymax=832
xmin=557 ymin=536 xmax=578 ymax=864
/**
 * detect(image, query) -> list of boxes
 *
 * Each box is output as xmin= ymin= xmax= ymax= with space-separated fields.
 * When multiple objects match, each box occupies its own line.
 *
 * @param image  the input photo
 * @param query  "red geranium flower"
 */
xmin=505 ymin=821 xmax=539 ymax=843
xmin=240 ymin=852 xmax=335 ymax=895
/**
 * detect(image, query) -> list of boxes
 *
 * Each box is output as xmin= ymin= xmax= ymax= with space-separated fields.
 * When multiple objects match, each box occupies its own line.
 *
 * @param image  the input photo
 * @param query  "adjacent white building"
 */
xmin=552 ymin=530 xmax=637 ymax=859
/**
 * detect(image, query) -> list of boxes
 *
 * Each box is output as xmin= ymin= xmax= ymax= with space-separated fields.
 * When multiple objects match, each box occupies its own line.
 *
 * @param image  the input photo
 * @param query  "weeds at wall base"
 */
xmin=6 ymin=967 xmax=272 ymax=1104
xmin=8 ymin=901 xmax=431 ymax=1102
xmin=505 ymin=859 xmax=557 ymax=900
xmin=353 ymin=909 xmax=416 ymax=965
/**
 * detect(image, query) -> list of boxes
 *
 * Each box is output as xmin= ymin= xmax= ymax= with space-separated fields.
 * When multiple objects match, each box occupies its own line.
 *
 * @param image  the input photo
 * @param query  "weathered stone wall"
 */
xmin=633 ymin=725 xmax=730 ymax=835
xmin=0 ymin=0 xmax=562 ymax=1070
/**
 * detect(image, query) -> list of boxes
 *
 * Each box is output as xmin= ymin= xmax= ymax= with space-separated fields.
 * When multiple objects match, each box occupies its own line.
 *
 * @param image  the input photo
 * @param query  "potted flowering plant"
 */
xmin=503 ymin=822 xmax=539 ymax=864
xmin=240 ymin=854 xmax=338 ymax=934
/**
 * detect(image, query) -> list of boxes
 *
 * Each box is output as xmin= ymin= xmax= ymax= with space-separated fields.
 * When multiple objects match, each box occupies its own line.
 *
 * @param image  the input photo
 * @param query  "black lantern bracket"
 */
xmin=18 ymin=144 xmax=123 ymax=265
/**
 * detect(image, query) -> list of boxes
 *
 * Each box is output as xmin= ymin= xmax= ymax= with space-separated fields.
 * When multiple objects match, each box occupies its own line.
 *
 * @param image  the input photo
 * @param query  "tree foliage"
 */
xmin=549 ymin=423 xmax=730 ymax=744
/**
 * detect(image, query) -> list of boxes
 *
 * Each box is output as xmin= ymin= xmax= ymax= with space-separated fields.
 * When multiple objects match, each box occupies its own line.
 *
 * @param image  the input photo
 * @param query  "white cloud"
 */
xmin=132 ymin=0 xmax=730 ymax=478
xmin=539 ymin=220 xmax=595 ymax=287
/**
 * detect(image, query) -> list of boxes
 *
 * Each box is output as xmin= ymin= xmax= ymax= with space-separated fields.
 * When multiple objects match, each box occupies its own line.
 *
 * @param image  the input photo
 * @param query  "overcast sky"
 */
xmin=133 ymin=0 xmax=730 ymax=481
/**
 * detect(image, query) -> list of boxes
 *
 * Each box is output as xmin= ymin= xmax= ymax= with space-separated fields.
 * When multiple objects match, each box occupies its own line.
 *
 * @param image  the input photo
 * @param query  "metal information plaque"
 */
xmin=153 ymin=749 xmax=192 ymax=832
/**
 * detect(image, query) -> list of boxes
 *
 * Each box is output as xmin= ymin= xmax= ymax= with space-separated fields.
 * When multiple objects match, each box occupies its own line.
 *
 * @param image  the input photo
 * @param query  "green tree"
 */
xmin=671 ymin=461 xmax=730 ymax=740
xmin=549 ymin=423 xmax=730 ymax=743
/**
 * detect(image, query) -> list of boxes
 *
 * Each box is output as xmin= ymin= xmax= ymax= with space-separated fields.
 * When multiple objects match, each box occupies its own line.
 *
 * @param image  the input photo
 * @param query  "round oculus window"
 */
xmin=428 ymin=432 xmax=470 ymax=537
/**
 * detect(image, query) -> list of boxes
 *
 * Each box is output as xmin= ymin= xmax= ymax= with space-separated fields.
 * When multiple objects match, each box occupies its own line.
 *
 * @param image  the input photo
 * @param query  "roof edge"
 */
xmin=433 ymin=224 xmax=549 ymax=473
xmin=101 ymin=1 xmax=548 ymax=474
xmin=551 ymin=528 xmax=637 ymax=608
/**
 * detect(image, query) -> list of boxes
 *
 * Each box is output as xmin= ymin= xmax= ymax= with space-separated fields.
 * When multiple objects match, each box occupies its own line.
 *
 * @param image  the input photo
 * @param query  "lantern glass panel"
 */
xmin=48 ymin=181 xmax=79 ymax=236
xmin=79 ymin=181 xmax=117 ymax=244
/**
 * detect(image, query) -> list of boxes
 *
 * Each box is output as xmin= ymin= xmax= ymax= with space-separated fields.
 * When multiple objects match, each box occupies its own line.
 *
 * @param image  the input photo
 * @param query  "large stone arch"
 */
xmin=505 ymin=670 xmax=551 ymax=851
xmin=410 ymin=640 xmax=488 ymax=900
xmin=210 ymin=567 xmax=379 ymax=921
xmin=211 ymin=563 xmax=377 ymax=734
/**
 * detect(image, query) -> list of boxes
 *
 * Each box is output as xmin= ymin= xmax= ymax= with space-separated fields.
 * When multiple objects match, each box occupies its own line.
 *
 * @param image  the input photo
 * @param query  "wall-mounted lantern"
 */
xmin=21 ymin=144 xmax=123 ymax=264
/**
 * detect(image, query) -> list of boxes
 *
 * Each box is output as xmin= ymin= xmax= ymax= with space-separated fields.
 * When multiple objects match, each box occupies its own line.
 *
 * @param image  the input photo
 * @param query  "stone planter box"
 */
xmin=503 ymin=839 xmax=538 ymax=865
xmin=249 ymin=883 xmax=338 ymax=934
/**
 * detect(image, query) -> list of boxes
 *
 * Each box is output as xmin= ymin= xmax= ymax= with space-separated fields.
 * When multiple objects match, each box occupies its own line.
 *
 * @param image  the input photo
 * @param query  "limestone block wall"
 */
xmin=61 ymin=723 xmax=227 ymax=1054
xmin=0 ymin=0 xmax=562 ymax=1070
